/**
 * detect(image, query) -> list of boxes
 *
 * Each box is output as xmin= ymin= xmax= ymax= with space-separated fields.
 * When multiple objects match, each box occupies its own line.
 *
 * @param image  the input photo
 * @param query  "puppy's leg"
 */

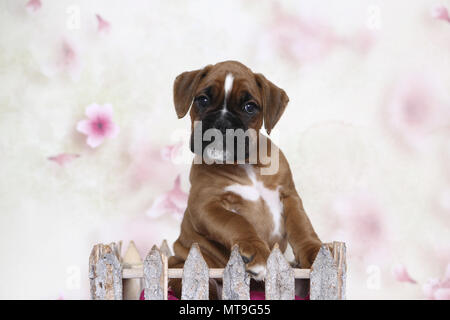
xmin=192 ymin=202 xmax=271 ymax=280
xmin=168 ymin=256 xmax=184 ymax=299
xmin=283 ymin=195 xmax=322 ymax=268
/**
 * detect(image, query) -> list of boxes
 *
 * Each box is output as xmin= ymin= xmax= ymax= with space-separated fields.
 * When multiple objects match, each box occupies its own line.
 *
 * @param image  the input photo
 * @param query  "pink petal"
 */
xmin=48 ymin=153 xmax=80 ymax=166
xmin=431 ymin=5 xmax=450 ymax=23
xmin=170 ymin=175 xmax=189 ymax=210
xmin=161 ymin=142 xmax=183 ymax=162
xmin=76 ymin=119 xmax=92 ymax=135
xmin=434 ymin=288 xmax=450 ymax=300
xmin=423 ymin=279 xmax=439 ymax=299
xmin=85 ymin=103 xmax=113 ymax=119
xmin=61 ymin=41 xmax=77 ymax=67
xmin=26 ymin=0 xmax=41 ymax=12
xmin=108 ymin=122 xmax=120 ymax=138
xmin=96 ymin=14 xmax=111 ymax=33
xmin=77 ymin=104 xmax=118 ymax=148
xmin=146 ymin=195 xmax=172 ymax=219
xmin=146 ymin=176 xmax=188 ymax=219
xmin=392 ymin=264 xmax=417 ymax=284
xmin=59 ymin=40 xmax=82 ymax=81
xmin=86 ymin=135 xmax=105 ymax=148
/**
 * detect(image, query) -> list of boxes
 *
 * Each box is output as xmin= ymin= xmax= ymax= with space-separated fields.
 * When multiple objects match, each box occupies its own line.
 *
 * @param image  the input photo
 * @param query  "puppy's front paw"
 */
xmin=294 ymin=241 xmax=322 ymax=268
xmin=236 ymin=239 xmax=270 ymax=280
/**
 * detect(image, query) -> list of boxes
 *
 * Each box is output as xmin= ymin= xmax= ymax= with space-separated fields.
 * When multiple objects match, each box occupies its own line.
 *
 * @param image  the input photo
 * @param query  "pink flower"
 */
xmin=423 ymin=264 xmax=450 ymax=300
xmin=76 ymin=104 xmax=119 ymax=148
xmin=96 ymin=14 xmax=111 ymax=33
xmin=61 ymin=41 xmax=76 ymax=69
xmin=160 ymin=141 xmax=184 ymax=162
xmin=126 ymin=139 xmax=186 ymax=189
xmin=36 ymin=39 xmax=83 ymax=81
xmin=146 ymin=175 xmax=188 ymax=221
xmin=48 ymin=153 xmax=80 ymax=166
xmin=392 ymin=264 xmax=417 ymax=284
xmin=383 ymin=75 xmax=449 ymax=150
xmin=26 ymin=0 xmax=41 ymax=12
xmin=263 ymin=5 xmax=374 ymax=64
xmin=327 ymin=192 xmax=391 ymax=263
xmin=268 ymin=8 xmax=337 ymax=63
xmin=431 ymin=5 xmax=450 ymax=23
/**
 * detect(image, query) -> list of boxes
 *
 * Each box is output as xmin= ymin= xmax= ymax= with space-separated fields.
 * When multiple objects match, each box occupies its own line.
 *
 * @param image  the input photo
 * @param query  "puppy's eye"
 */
xmin=195 ymin=95 xmax=209 ymax=108
xmin=243 ymin=102 xmax=258 ymax=114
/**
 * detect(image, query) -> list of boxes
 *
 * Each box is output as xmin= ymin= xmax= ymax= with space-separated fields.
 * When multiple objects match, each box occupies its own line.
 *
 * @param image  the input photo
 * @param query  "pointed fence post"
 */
xmin=310 ymin=243 xmax=341 ymax=300
xmin=332 ymin=241 xmax=346 ymax=300
xmin=143 ymin=245 xmax=168 ymax=300
xmin=265 ymin=243 xmax=295 ymax=300
xmin=108 ymin=241 xmax=122 ymax=262
xmin=181 ymin=243 xmax=209 ymax=300
xmin=160 ymin=239 xmax=173 ymax=257
xmin=222 ymin=245 xmax=250 ymax=300
xmin=89 ymin=243 xmax=123 ymax=300
xmin=123 ymin=241 xmax=143 ymax=300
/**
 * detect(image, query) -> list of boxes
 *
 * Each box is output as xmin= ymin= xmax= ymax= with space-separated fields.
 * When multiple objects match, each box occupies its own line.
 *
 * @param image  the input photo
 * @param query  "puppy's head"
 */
xmin=173 ymin=61 xmax=289 ymax=162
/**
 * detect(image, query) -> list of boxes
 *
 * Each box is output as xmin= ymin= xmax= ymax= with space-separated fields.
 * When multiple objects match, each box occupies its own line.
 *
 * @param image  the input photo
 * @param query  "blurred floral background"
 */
xmin=0 ymin=0 xmax=449 ymax=299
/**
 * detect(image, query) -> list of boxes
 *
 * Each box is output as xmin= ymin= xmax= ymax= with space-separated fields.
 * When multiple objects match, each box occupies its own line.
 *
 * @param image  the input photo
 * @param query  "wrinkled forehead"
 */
xmin=196 ymin=64 xmax=261 ymax=102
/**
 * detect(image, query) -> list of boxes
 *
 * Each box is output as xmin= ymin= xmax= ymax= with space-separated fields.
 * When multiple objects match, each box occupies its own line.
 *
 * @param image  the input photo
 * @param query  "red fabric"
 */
xmin=139 ymin=289 xmax=309 ymax=300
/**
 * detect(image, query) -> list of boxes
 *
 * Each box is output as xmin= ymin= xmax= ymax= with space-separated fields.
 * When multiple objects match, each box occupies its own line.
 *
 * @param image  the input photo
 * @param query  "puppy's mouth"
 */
xmin=190 ymin=111 xmax=255 ymax=163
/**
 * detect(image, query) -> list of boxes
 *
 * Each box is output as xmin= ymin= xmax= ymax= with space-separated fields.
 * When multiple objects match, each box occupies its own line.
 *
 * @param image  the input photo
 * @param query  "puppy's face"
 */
xmin=173 ymin=61 xmax=289 ymax=162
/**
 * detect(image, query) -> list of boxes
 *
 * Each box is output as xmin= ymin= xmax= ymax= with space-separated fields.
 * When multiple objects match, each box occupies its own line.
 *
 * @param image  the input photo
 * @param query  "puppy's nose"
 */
xmin=214 ymin=118 xmax=233 ymax=134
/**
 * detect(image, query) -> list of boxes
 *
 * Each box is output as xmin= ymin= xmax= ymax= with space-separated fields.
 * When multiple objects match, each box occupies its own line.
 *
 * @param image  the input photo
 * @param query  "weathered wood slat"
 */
xmin=88 ymin=240 xmax=346 ymax=300
xmin=143 ymin=245 xmax=168 ymax=300
xmin=265 ymin=243 xmax=295 ymax=300
xmin=160 ymin=239 xmax=173 ymax=257
xmin=122 ymin=267 xmax=310 ymax=279
xmin=333 ymin=241 xmax=347 ymax=300
xmin=108 ymin=241 xmax=122 ymax=262
xmin=310 ymin=244 xmax=339 ymax=300
xmin=181 ymin=243 xmax=209 ymax=300
xmin=122 ymin=241 xmax=143 ymax=300
xmin=89 ymin=243 xmax=123 ymax=300
xmin=222 ymin=245 xmax=250 ymax=300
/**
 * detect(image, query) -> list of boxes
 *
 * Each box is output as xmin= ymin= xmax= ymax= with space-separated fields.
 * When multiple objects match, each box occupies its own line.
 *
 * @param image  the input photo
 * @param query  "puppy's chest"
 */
xmin=223 ymin=165 xmax=284 ymax=239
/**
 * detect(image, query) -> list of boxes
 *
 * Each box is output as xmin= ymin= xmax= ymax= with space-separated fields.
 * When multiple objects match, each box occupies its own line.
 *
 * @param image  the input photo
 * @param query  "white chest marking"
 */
xmin=224 ymin=165 xmax=283 ymax=236
xmin=222 ymin=73 xmax=234 ymax=115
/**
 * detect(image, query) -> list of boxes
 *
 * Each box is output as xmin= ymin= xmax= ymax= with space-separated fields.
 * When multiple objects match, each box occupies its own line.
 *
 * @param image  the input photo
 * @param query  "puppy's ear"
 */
xmin=254 ymin=73 xmax=289 ymax=134
xmin=173 ymin=65 xmax=212 ymax=119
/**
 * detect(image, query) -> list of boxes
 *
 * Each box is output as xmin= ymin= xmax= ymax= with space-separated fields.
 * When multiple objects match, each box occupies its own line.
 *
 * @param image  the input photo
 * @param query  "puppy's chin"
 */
xmin=204 ymin=146 xmax=233 ymax=162
xmin=190 ymin=137 xmax=251 ymax=164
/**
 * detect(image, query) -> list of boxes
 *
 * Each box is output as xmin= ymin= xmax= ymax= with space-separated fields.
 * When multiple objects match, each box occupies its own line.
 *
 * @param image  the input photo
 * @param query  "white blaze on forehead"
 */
xmin=222 ymin=73 xmax=234 ymax=113
xmin=224 ymin=73 xmax=234 ymax=98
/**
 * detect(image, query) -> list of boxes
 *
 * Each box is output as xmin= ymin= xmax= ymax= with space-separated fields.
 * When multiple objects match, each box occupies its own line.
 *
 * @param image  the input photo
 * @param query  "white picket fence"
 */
xmin=89 ymin=240 xmax=346 ymax=300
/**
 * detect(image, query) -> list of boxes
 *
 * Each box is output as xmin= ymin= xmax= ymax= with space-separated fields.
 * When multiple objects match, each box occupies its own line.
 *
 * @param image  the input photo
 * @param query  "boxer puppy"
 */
xmin=168 ymin=61 xmax=322 ymax=299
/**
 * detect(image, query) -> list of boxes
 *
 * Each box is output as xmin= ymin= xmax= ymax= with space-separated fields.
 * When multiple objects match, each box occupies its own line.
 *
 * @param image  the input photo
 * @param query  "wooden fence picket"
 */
xmin=89 ymin=243 xmax=123 ymax=300
xmin=265 ymin=243 xmax=295 ymax=300
xmin=143 ymin=245 xmax=168 ymax=300
xmin=222 ymin=245 xmax=250 ymax=300
xmin=160 ymin=239 xmax=173 ymax=258
xmin=181 ymin=243 xmax=209 ymax=300
xmin=89 ymin=240 xmax=347 ymax=300
xmin=310 ymin=244 xmax=338 ymax=300
xmin=332 ymin=241 xmax=346 ymax=300
xmin=122 ymin=241 xmax=143 ymax=300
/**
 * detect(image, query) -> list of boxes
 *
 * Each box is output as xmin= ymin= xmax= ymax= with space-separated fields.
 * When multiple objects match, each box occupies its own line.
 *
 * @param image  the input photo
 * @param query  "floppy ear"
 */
xmin=173 ymin=65 xmax=212 ymax=119
xmin=254 ymin=73 xmax=289 ymax=134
